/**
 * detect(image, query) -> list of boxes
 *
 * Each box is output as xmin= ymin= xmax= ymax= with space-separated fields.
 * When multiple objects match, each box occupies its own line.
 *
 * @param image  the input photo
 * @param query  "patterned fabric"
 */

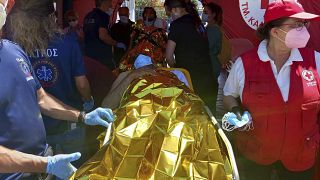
xmin=119 ymin=24 xmax=167 ymax=72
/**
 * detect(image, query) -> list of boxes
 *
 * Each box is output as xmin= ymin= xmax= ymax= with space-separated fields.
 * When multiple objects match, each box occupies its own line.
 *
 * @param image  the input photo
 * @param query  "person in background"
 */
xmin=136 ymin=7 xmax=167 ymax=30
xmin=0 ymin=0 xmax=114 ymax=179
xmin=185 ymin=0 xmax=205 ymax=36
xmin=202 ymin=2 xmax=222 ymax=80
xmin=6 ymin=0 xmax=97 ymax=168
xmin=164 ymin=0 xmax=218 ymax=113
xmin=83 ymin=0 xmax=126 ymax=70
xmin=142 ymin=7 xmax=157 ymax=27
xmin=64 ymin=10 xmax=83 ymax=40
xmin=110 ymin=7 xmax=134 ymax=66
xmin=223 ymin=1 xmax=320 ymax=179
xmin=118 ymin=9 xmax=167 ymax=74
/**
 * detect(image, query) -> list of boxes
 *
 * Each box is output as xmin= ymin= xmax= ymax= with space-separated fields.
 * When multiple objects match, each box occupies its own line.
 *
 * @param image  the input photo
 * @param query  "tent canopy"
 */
xmin=7 ymin=0 xmax=320 ymax=51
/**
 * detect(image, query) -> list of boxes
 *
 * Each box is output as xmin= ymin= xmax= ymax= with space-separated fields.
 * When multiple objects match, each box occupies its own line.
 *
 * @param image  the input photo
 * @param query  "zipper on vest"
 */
xmin=279 ymin=103 xmax=288 ymax=157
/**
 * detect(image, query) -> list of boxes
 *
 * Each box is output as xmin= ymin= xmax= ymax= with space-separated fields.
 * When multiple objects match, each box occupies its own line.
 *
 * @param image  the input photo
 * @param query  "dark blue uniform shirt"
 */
xmin=0 ymin=40 xmax=46 ymax=180
xmin=83 ymin=8 xmax=114 ymax=69
xmin=29 ymin=34 xmax=85 ymax=135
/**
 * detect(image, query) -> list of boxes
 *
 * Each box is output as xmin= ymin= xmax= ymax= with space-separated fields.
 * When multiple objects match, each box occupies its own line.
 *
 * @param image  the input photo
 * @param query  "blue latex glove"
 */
xmin=46 ymin=152 xmax=81 ymax=180
xmin=83 ymin=97 xmax=94 ymax=112
xmin=222 ymin=111 xmax=252 ymax=132
xmin=84 ymin=108 xmax=114 ymax=127
xmin=116 ymin=42 xmax=126 ymax=50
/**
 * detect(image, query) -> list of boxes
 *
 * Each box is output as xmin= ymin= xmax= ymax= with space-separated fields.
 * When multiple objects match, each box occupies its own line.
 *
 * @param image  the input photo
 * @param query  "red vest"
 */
xmin=237 ymin=48 xmax=320 ymax=171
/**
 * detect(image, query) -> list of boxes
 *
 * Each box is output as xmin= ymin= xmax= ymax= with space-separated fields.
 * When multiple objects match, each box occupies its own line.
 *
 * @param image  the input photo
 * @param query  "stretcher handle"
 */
xmin=204 ymin=106 xmax=240 ymax=180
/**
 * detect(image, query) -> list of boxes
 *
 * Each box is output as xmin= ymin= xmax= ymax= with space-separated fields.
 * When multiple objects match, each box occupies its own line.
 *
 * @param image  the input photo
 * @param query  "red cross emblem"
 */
xmin=302 ymin=70 xmax=314 ymax=82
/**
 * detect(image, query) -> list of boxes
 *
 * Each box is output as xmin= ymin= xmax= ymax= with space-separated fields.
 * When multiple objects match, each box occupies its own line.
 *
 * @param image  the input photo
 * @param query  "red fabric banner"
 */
xmin=205 ymin=0 xmax=320 ymax=51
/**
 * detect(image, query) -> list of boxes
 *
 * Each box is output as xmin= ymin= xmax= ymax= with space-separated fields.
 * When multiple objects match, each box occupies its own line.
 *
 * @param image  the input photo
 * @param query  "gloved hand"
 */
xmin=84 ymin=108 xmax=114 ymax=127
xmin=222 ymin=111 xmax=253 ymax=132
xmin=46 ymin=152 xmax=81 ymax=180
xmin=238 ymin=111 xmax=254 ymax=131
xmin=116 ymin=42 xmax=126 ymax=50
xmin=231 ymin=106 xmax=243 ymax=120
xmin=83 ymin=97 xmax=95 ymax=112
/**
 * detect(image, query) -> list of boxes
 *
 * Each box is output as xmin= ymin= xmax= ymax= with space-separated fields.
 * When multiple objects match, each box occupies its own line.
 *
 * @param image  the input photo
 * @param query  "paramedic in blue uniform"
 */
xmin=0 ymin=0 xmax=114 ymax=179
xmin=5 ymin=0 xmax=97 ymax=167
xmin=83 ymin=0 xmax=126 ymax=70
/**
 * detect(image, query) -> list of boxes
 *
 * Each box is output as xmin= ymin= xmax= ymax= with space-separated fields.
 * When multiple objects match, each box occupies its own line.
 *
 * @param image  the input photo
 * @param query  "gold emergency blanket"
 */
xmin=71 ymin=71 xmax=232 ymax=179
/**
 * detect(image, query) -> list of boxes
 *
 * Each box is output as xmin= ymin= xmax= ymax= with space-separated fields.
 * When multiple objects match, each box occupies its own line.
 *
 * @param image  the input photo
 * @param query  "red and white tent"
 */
xmin=70 ymin=0 xmax=320 ymax=51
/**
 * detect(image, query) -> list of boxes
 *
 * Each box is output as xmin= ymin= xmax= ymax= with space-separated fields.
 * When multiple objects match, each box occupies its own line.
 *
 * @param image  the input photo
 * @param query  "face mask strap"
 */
xmin=273 ymin=28 xmax=288 ymax=44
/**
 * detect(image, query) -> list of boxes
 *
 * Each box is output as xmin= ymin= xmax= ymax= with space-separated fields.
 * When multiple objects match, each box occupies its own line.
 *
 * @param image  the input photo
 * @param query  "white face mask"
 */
xmin=154 ymin=18 xmax=166 ymax=29
xmin=106 ymin=8 xmax=114 ymax=16
xmin=171 ymin=12 xmax=180 ymax=21
xmin=0 ymin=3 xmax=7 ymax=30
xmin=69 ymin=20 xmax=78 ymax=27
xmin=144 ymin=20 xmax=154 ymax=27
xmin=119 ymin=16 xmax=129 ymax=24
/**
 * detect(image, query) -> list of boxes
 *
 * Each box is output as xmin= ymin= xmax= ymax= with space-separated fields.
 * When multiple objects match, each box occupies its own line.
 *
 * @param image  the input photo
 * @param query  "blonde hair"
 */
xmin=5 ymin=0 xmax=62 ymax=56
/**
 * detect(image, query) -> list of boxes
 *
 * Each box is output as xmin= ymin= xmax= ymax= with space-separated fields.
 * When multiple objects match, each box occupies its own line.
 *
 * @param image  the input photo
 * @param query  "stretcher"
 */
xmin=101 ymin=68 xmax=240 ymax=180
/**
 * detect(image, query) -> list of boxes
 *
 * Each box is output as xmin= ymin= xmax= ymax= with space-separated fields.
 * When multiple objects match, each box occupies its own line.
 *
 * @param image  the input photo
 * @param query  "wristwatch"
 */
xmin=77 ymin=111 xmax=86 ymax=123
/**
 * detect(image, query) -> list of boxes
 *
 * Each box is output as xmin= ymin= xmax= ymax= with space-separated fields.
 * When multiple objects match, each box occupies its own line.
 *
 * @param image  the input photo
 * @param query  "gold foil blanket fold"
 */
xmin=71 ymin=71 xmax=232 ymax=179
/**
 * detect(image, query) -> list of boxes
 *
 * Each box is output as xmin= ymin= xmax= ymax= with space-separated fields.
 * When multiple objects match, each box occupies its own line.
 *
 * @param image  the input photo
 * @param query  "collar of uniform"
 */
xmin=257 ymin=40 xmax=304 ymax=64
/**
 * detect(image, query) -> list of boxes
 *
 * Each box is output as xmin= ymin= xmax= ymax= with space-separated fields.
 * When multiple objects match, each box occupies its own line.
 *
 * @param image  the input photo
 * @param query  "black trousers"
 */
xmin=237 ymin=155 xmax=315 ymax=180
xmin=188 ymin=65 xmax=218 ymax=114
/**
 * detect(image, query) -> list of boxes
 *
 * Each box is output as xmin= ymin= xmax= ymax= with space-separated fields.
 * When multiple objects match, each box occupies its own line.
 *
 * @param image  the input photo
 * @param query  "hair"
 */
xmin=95 ymin=0 xmax=109 ymax=7
xmin=256 ymin=17 xmax=289 ymax=40
xmin=5 ymin=0 xmax=61 ymax=56
xmin=203 ymin=2 xmax=223 ymax=26
xmin=164 ymin=0 xmax=187 ymax=11
xmin=142 ymin=7 xmax=157 ymax=20
xmin=119 ymin=7 xmax=129 ymax=12
xmin=164 ymin=0 xmax=205 ymax=36
xmin=65 ymin=9 xmax=78 ymax=20
xmin=185 ymin=1 xmax=204 ymax=33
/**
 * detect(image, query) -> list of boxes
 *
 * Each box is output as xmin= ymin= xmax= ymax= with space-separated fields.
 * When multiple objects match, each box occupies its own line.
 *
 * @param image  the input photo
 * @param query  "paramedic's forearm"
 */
xmin=223 ymin=95 xmax=240 ymax=111
xmin=99 ymin=28 xmax=117 ymax=46
xmin=0 ymin=145 xmax=47 ymax=173
xmin=37 ymin=88 xmax=80 ymax=122
xmin=75 ymin=76 xmax=92 ymax=101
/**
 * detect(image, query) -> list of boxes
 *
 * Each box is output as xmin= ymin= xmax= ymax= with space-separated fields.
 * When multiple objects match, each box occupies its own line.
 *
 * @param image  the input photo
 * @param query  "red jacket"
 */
xmin=236 ymin=48 xmax=320 ymax=171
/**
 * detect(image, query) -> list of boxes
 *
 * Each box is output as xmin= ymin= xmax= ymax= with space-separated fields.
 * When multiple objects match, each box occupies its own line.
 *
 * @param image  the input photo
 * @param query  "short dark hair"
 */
xmin=164 ymin=0 xmax=187 ymax=11
xmin=95 ymin=0 xmax=109 ymax=7
xmin=142 ymin=7 xmax=157 ymax=20
xmin=118 ymin=7 xmax=129 ymax=12
xmin=203 ymin=3 xmax=223 ymax=26
xmin=256 ymin=17 xmax=289 ymax=40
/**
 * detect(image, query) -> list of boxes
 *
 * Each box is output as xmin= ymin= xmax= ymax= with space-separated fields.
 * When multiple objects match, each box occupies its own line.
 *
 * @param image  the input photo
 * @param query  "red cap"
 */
xmin=264 ymin=0 xmax=320 ymax=24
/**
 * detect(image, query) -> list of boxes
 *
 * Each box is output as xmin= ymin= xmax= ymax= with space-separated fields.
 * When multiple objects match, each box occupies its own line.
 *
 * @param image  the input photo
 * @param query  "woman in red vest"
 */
xmin=223 ymin=1 xmax=320 ymax=180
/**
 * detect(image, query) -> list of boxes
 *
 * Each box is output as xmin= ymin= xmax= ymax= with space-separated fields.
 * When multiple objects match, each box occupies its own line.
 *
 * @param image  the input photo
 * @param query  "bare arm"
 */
xmin=75 ymin=75 xmax=92 ymax=101
xmin=223 ymin=95 xmax=240 ymax=111
xmin=37 ymin=88 xmax=80 ymax=122
xmin=101 ymin=72 xmax=136 ymax=109
xmin=102 ymin=68 xmax=155 ymax=109
xmin=0 ymin=146 xmax=47 ymax=173
xmin=166 ymin=40 xmax=176 ymax=67
xmin=99 ymin=28 xmax=117 ymax=46
xmin=108 ymin=71 xmax=131 ymax=93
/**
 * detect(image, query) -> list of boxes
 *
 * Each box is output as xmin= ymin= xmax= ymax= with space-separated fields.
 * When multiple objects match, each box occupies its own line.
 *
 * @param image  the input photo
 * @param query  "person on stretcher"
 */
xmin=103 ymin=54 xmax=189 ymax=109
xmin=70 ymin=54 xmax=233 ymax=179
